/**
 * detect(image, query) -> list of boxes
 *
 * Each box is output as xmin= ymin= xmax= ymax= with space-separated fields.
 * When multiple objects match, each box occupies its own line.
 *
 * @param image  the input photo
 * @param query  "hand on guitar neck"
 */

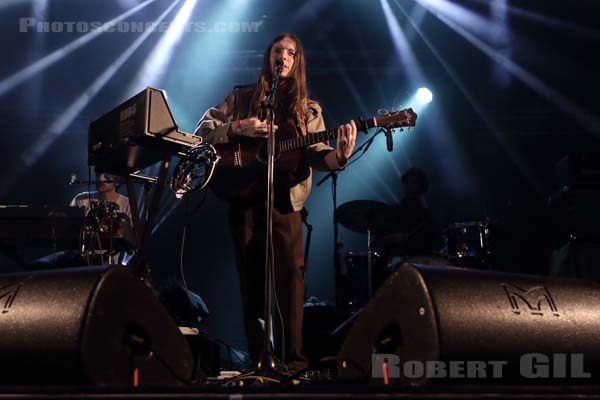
xmin=335 ymin=119 xmax=357 ymax=166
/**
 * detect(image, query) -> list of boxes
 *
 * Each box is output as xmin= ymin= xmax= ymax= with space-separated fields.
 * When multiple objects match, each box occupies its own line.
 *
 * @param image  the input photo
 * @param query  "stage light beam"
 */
xmin=19 ymin=0 xmax=182 ymax=168
xmin=432 ymin=8 xmax=600 ymax=135
xmin=464 ymin=0 xmax=600 ymax=41
xmin=381 ymin=0 xmax=483 ymax=198
xmin=380 ymin=0 xmax=422 ymax=83
xmin=0 ymin=0 xmax=32 ymax=9
xmin=127 ymin=0 xmax=198 ymax=93
xmin=0 ymin=0 xmax=157 ymax=98
xmin=0 ymin=0 xmax=182 ymax=198
xmin=393 ymin=0 xmax=545 ymax=197
xmin=416 ymin=0 xmax=502 ymax=45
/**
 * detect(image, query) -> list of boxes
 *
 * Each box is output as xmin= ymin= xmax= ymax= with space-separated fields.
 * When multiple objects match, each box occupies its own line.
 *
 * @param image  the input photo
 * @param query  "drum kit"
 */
xmin=334 ymin=200 xmax=392 ymax=305
xmin=80 ymin=201 xmax=133 ymax=264
xmin=443 ymin=220 xmax=492 ymax=268
xmin=334 ymin=199 xmax=492 ymax=307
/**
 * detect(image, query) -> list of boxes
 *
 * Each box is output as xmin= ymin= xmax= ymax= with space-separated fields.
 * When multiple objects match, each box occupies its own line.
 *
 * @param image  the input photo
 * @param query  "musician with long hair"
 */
xmin=196 ymin=33 xmax=357 ymax=371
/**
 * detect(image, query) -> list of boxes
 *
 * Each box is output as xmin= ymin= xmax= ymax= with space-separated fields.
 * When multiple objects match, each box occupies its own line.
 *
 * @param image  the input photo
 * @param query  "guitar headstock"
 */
xmin=374 ymin=108 xmax=417 ymax=130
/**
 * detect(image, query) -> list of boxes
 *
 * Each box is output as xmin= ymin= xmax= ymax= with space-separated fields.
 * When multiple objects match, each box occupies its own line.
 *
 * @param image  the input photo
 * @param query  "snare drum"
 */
xmin=443 ymin=221 xmax=491 ymax=267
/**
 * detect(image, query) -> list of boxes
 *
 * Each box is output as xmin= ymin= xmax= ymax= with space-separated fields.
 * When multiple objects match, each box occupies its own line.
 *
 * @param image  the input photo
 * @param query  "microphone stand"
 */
xmin=301 ymin=208 xmax=312 ymax=280
xmin=315 ymin=128 xmax=383 ymax=307
xmin=256 ymin=65 xmax=282 ymax=373
xmin=301 ymin=208 xmax=312 ymax=302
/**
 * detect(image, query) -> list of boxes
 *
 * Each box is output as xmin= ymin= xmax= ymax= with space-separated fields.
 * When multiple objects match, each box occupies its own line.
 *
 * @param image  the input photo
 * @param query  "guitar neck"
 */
xmin=277 ymin=117 xmax=377 ymax=153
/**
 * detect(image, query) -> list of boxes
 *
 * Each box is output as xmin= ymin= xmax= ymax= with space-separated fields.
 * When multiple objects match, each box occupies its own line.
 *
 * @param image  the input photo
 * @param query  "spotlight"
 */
xmin=416 ymin=87 xmax=433 ymax=103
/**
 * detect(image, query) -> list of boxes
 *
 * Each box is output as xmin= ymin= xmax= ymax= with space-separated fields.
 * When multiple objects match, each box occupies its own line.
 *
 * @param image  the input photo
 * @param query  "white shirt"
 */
xmin=70 ymin=191 xmax=132 ymax=221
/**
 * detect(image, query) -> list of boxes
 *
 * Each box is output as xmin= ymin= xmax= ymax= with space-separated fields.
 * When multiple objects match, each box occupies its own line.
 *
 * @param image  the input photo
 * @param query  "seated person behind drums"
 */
xmin=71 ymin=171 xmax=134 ymax=264
xmin=70 ymin=172 xmax=131 ymax=221
xmin=30 ymin=172 xmax=133 ymax=269
xmin=376 ymin=167 xmax=441 ymax=257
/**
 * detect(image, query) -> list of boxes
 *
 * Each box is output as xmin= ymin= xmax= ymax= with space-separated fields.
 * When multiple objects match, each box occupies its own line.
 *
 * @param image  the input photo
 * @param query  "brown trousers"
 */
xmin=228 ymin=201 xmax=308 ymax=367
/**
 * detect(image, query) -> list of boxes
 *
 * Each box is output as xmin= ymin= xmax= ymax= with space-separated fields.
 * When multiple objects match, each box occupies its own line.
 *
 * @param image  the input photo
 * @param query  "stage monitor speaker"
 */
xmin=0 ymin=266 xmax=194 ymax=386
xmin=337 ymin=263 xmax=600 ymax=386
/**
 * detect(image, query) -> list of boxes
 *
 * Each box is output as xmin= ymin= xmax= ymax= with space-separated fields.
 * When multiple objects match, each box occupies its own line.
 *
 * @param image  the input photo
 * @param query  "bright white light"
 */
xmin=416 ymin=87 xmax=433 ymax=103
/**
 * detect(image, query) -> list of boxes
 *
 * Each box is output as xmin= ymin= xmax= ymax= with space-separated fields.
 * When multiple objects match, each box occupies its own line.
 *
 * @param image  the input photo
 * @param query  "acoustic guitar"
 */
xmin=209 ymin=108 xmax=418 ymax=203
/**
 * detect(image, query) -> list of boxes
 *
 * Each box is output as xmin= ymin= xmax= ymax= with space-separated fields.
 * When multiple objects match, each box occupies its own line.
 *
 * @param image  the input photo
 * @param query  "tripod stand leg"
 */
xmin=367 ymin=228 xmax=373 ymax=298
xmin=130 ymin=157 xmax=171 ymax=285
xmin=126 ymin=178 xmax=143 ymax=249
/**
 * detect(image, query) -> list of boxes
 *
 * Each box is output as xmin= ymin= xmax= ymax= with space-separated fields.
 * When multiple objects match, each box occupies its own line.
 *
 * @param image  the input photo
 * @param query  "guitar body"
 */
xmin=209 ymin=139 xmax=310 ymax=207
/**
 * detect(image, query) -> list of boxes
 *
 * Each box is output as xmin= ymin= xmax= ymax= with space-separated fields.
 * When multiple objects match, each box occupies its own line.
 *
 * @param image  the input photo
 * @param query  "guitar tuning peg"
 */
xmin=408 ymin=127 xmax=413 ymax=132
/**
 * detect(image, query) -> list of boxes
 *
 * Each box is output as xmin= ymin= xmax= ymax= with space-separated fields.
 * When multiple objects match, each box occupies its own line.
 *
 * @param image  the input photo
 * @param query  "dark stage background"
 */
xmin=0 ymin=0 xmax=598 ymax=352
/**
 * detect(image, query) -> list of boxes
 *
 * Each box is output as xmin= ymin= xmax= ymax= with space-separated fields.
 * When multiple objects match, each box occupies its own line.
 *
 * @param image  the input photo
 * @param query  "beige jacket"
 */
xmin=195 ymin=84 xmax=344 ymax=211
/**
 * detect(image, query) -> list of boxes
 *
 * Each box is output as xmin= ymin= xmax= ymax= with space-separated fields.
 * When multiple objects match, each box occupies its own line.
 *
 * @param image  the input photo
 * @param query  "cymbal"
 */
xmin=335 ymin=200 xmax=391 ymax=233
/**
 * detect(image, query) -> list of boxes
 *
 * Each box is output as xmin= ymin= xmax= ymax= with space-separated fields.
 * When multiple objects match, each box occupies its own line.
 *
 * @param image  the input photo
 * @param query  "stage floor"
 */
xmin=1 ymin=384 xmax=600 ymax=400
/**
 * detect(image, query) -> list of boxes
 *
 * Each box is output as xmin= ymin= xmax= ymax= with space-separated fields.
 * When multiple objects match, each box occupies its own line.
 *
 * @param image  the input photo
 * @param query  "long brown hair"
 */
xmin=250 ymin=33 xmax=309 ymax=130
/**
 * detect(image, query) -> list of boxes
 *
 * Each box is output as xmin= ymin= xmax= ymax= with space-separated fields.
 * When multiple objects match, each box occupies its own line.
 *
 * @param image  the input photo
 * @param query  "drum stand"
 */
xmin=316 ymin=129 xmax=384 ymax=305
xmin=367 ymin=228 xmax=374 ymax=298
xmin=125 ymin=165 xmax=167 ymax=286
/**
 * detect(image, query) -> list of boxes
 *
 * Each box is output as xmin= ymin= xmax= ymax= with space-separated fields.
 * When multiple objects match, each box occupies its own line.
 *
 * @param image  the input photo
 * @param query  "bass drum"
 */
xmin=443 ymin=221 xmax=492 ymax=268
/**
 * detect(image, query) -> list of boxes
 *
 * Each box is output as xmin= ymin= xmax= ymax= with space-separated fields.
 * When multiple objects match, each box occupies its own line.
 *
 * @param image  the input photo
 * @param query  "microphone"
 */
xmin=68 ymin=173 xmax=117 ymax=186
xmin=274 ymin=58 xmax=283 ymax=75
xmin=384 ymin=128 xmax=393 ymax=152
